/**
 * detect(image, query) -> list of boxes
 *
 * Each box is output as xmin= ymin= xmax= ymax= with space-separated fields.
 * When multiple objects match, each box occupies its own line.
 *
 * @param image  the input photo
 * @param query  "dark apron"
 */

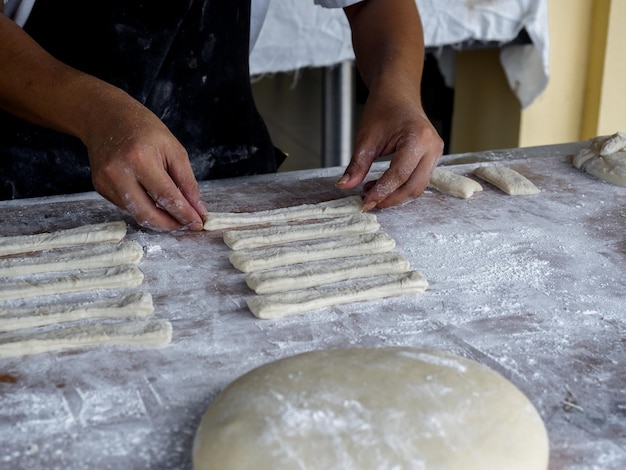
xmin=0 ymin=0 xmax=284 ymax=199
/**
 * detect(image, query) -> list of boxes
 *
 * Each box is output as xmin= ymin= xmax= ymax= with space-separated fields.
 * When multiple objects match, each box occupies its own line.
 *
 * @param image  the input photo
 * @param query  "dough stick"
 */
xmin=0 ymin=265 xmax=144 ymax=301
xmin=0 ymin=292 xmax=154 ymax=332
xmin=0 ymin=320 xmax=172 ymax=360
xmin=247 ymin=271 xmax=428 ymax=319
xmin=203 ymin=196 xmax=364 ymax=230
xmin=472 ymin=166 xmax=540 ymax=195
xmin=0 ymin=241 xmax=143 ymax=278
xmin=0 ymin=221 xmax=127 ymax=257
xmin=428 ymin=168 xmax=483 ymax=199
xmin=224 ymin=213 xmax=380 ymax=250
xmin=229 ymin=233 xmax=396 ymax=273
xmin=246 ymin=252 xmax=410 ymax=294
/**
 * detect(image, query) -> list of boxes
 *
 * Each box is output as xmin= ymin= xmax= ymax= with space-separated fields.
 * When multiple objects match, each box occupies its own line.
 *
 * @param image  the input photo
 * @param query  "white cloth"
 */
xmin=251 ymin=0 xmax=550 ymax=108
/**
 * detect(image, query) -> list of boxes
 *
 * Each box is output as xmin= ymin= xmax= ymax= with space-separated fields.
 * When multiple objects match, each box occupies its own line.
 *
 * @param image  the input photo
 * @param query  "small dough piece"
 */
xmin=428 ymin=168 xmax=483 ymax=199
xmin=246 ymin=252 xmax=410 ymax=294
xmin=0 ymin=241 xmax=143 ymax=278
xmin=0 ymin=221 xmax=127 ymax=257
xmin=203 ymin=196 xmax=363 ymax=230
xmin=223 ymin=213 xmax=380 ymax=250
xmin=0 ymin=320 xmax=172 ymax=359
xmin=246 ymin=270 xmax=427 ymax=319
xmin=229 ymin=233 xmax=395 ymax=273
xmin=572 ymin=131 xmax=626 ymax=187
xmin=0 ymin=292 xmax=154 ymax=332
xmin=0 ymin=265 xmax=144 ymax=301
xmin=472 ymin=165 xmax=540 ymax=195
xmin=193 ymin=347 xmax=549 ymax=470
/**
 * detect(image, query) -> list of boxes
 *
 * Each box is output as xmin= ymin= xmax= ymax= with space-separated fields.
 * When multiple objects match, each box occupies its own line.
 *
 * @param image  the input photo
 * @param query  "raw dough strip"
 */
xmin=223 ymin=213 xmax=380 ymax=250
xmin=0 ymin=292 xmax=154 ymax=332
xmin=203 ymin=196 xmax=364 ymax=230
xmin=428 ymin=168 xmax=483 ymax=199
xmin=229 ymin=233 xmax=395 ymax=273
xmin=247 ymin=270 xmax=428 ymax=319
xmin=0 ymin=221 xmax=128 ymax=257
xmin=472 ymin=166 xmax=540 ymax=195
xmin=0 ymin=241 xmax=143 ymax=278
xmin=0 ymin=265 xmax=144 ymax=301
xmin=0 ymin=319 xmax=172 ymax=359
xmin=246 ymin=252 xmax=410 ymax=294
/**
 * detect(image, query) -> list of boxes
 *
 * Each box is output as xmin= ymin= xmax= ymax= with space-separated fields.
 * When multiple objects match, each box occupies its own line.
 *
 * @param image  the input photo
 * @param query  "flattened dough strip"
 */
xmin=0 ymin=292 xmax=154 ymax=332
xmin=0 ymin=221 xmax=127 ymax=257
xmin=0 ymin=319 xmax=172 ymax=359
xmin=0 ymin=265 xmax=144 ymax=301
xmin=247 ymin=271 xmax=428 ymax=319
xmin=472 ymin=165 xmax=540 ymax=195
xmin=246 ymin=252 xmax=410 ymax=294
xmin=203 ymin=196 xmax=364 ymax=230
xmin=224 ymin=213 xmax=380 ymax=250
xmin=428 ymin=168 xmax=483 ymax=199
xmin=229 ymin=233 xmax=396 ymax=273
xmin=0 ymin=241 xmax=143 ymax=278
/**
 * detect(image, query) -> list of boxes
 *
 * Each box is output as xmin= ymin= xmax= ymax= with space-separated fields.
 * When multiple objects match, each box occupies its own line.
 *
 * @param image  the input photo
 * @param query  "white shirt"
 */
xmin=3 ymin=0 xmax=362 ymax=51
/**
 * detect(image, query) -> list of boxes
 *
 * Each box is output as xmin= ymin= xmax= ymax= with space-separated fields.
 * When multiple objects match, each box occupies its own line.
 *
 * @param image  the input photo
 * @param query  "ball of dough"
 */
xmin=572 ymin=131 xmax=626 ymax=187
xmin=193 ymin=347 xmax=549 ymax=470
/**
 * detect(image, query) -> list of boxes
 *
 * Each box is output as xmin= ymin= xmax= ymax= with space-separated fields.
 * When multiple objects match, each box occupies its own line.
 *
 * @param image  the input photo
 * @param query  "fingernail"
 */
xmin=336 ymin=174 xmax=349 ymax=186
xmin=362 ymin=201 xmax=376 ymax=212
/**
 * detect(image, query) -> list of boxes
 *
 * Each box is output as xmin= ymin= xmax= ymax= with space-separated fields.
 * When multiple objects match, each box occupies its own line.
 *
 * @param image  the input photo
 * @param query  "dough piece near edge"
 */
xmin=229 ymin=233 xmax=395 ymax=273
xmin=246 ymin=270 xmax=427 ymax=319
xmin=0 ymin=319 xmax=172 ymax=360
xmin=0 ymin=292 xmax=154 ymax=332
xmin=0 ymin=265 xmax=144 ymax=301
xmin=223 ymin=213 xmax=379 ymax=250
xmin=572 ymin=132 xmax=626 ymax=187
xmin=428 ymin=167 xmax=483 ymax=199
xmin=0 ymin=241 xmax=143 ymax=278
xmin=192 ymin=347 xmax=549 ymax=470
xmin=0 ymin=221 xmax=127 ymax=257
xmin=246 ymin=252 xmax=410 ymax=294
xmin=472 ymin=165 xmax=540 ymax=195
xmin=203 ymin=196 xmax=364 ymax=231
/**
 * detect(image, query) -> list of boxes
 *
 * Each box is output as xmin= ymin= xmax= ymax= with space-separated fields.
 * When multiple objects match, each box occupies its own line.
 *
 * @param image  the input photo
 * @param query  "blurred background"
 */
xmin=251 ymin=0 xmax=625 ymax=172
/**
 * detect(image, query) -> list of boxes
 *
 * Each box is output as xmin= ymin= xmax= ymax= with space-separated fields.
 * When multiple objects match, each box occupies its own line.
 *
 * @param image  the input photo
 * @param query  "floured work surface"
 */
xmin=0 ymin=142 xmax=624 ymax=469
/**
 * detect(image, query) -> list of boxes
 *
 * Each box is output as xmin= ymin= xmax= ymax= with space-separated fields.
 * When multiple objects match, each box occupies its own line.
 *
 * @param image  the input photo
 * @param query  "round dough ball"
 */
xmin=193 ymin=347 xmax=549 ymax=470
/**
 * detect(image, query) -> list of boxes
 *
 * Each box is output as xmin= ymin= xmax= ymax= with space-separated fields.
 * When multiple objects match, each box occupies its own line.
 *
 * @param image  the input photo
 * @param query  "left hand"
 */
xmin=338 ymin=0 xmax=444 ymax=210
xmin=336 ymin=85 xmax=443 ymax=211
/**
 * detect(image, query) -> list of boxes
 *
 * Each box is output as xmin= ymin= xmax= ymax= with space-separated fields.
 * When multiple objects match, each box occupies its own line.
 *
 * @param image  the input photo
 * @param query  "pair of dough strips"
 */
xmin=207 ymin=196 xmax=428 ymax=319
xmin=427 ymin=165 xmax=540 ymax=198
xmin=0 ymin=221 xmax=171 ymax=358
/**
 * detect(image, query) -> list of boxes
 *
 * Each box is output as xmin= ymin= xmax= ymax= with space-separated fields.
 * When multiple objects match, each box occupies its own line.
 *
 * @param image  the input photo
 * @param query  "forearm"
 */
xmin=0 ymin=14 xmax=129 ymax=144
xmin=344 ymin=0 xmax=425 ymax=107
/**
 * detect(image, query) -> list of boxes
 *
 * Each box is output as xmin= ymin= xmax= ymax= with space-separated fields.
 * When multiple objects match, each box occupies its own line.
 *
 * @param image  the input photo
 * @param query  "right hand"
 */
xmin=84 ymin=92 xmax=207 ymax=232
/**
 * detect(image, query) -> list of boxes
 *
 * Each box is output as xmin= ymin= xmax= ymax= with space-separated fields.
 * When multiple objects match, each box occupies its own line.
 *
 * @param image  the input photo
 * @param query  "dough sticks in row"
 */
xmin=211 ymin=196 xmax=428 ymax=319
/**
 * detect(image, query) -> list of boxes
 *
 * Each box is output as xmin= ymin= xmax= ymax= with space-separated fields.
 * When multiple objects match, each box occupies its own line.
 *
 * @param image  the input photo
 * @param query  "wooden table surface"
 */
xmin=0 ymin=141 xmax=624 ymax=469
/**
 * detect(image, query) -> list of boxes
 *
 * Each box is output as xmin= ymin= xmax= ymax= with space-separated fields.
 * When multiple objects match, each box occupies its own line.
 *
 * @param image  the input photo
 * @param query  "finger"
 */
xmin=165 ymin=156 xmax=208 ymax=227
xmin=336 ymin=145 xmax=380 ymax=190
xmin=363 ymin=144 xmax=440 ymax=210
xmin=368 ymin=158 xmax=432 ymax=209
xmin=101 ymin=176 xmax=185 ymax=232
xmin=138 ymin=171 xmax=205 ymax=231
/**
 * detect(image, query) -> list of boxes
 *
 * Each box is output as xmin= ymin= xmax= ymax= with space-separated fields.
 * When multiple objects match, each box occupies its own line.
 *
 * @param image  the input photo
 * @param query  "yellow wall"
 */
xmin=450 ymin=0 xmax=626 ymax=153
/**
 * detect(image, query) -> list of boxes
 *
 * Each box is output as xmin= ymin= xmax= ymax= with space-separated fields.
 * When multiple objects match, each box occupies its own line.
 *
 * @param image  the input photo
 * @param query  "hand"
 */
xmin=336 ymin=86 xmax=443 ymax=211
xmin=85 ymin=92 xmax=207 ymax=232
